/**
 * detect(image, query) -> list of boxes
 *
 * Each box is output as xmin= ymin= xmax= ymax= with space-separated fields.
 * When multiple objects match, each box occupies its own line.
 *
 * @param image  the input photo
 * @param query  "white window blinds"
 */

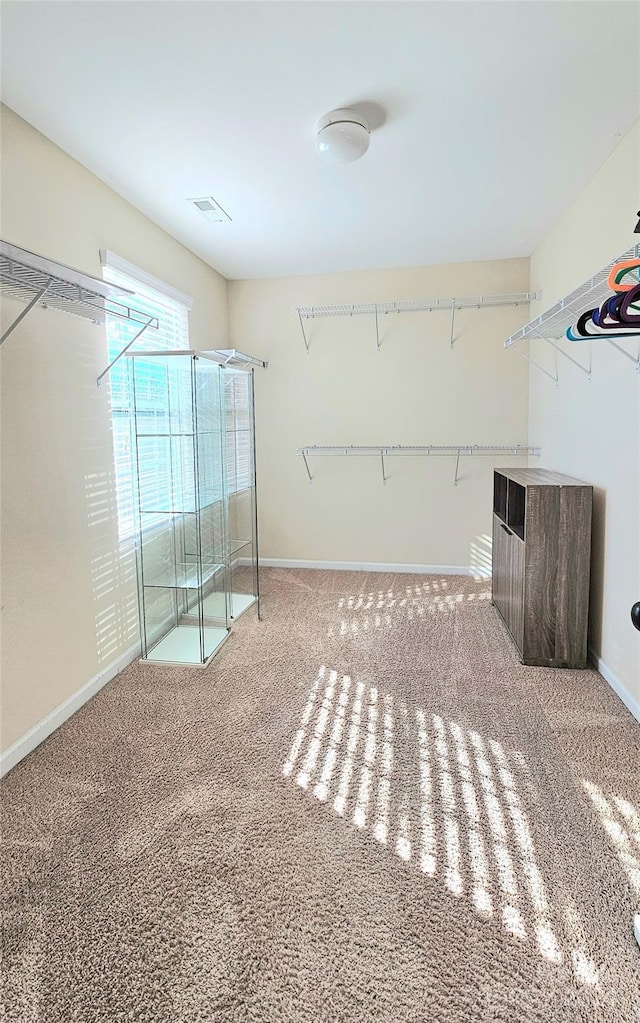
xmin=224 ymin=371 xmax=252 ymax=494
xmin=103 ymin=259 xmax=191 ymax=542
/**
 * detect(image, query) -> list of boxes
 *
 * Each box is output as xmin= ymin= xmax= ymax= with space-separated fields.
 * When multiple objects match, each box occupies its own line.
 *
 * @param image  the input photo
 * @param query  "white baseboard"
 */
xmin=257 ymin=558 xmax=481 ymax=576
xmin=589 ymin=647 xmax=640 ymax=725
xmin=1 ymin=640 xmax=140 ymax=778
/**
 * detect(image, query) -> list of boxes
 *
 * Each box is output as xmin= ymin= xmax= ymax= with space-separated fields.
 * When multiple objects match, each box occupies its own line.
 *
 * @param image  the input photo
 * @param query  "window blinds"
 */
xmin=103 ymin=264 xmax=191 ymax=542
xmin=224 ymin=371 xmax=252 ymax=494
xmin=103 ymin=259 xmax=252 ymax=544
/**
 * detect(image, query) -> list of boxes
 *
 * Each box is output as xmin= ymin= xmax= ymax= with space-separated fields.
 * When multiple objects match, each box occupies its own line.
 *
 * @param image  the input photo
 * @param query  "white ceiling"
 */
xmin=1 ymin=2 xmax=639 ymax=280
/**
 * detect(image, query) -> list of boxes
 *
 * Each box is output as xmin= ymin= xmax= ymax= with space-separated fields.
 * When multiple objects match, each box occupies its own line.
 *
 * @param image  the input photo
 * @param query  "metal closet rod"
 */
xmin=294 ymin=292 xmax=537 ymax=352
xmin=296 ymin=444 xmax=541 ymax=486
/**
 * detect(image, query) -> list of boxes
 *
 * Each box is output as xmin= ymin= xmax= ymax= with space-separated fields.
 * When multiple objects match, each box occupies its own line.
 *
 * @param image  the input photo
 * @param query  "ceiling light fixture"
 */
xmin=316 ymin=108 xmax=370 ymax=164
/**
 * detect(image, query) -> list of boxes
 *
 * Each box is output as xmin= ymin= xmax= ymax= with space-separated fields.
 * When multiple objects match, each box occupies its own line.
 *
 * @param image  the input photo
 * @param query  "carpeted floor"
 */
xmin=2 ymin=568 xmax=640 ymax=1022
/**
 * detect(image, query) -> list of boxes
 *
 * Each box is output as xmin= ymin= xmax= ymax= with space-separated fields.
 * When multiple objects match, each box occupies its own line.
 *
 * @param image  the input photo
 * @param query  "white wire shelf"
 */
xmin=0 ymin=239 xmax=158 ymax=339
xmin=204 ymin=348 xmax=268 ymax=369
xmin=502 ymin=243 xmax=640 ymax=380
xmin=294 ymin=292 xmax=536 ymax=351
xmin=296 ymin=294 xmax=536 ymax=318
xmin=0 ymin=240 xmax=160 ymax=388
xmin=296 ymin=444 xmax=541 ymax=486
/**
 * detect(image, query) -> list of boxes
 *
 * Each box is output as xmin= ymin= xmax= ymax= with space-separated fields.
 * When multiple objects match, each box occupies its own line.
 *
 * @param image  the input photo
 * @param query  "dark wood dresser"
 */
xmin=492 ymin=468 xmax=593 ymax=668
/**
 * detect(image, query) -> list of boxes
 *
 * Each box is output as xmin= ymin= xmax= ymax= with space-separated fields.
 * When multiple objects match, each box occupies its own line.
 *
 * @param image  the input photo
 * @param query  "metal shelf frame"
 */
xmin=294 ymin=292 xmax=537 ymax=352
xmin=502 ymin=244 xmax=640 ymax=382
xmin=296 ymin=444 xmax=541 ymax=486
xmin=0 ymin=240 xmax=159 ymax=386
xmin=204 ymin=348 xmax=268 ymax=369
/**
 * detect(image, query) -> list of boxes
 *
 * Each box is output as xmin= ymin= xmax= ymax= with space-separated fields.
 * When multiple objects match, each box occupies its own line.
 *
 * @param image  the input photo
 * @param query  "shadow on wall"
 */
xmin=80 ymin=327 xmax=140 ymax=666
xmin=470 ymin=532 xmax=492 ymax=579
xmin=283 ymin=665 xmax=605 ymax=990
xmin=85 ymin=469 xmax=138 ymax=665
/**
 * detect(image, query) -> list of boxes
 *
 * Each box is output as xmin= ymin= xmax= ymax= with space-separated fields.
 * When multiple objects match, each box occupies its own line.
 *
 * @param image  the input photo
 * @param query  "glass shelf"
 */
xmin=138 ymin=496 xmax=224 ymax=515
xmin=201 ymin=591 xmax=256 ymax=620
xmin=144 ymin=562 xmax=224 ymax=590
xmin=143 ymin=625 xmax=229 ymax=666
xmin=229 ymin=593 xmax=257 ymax=618
xmin=229 ymin=538 xmax=252 ymax=555
xmin=135 ymin=431 xmax=223 ymax=439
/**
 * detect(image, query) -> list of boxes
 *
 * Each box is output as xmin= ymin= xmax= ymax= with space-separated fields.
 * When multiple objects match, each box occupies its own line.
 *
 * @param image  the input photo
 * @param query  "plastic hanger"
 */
xmin=620 ymin=282 xmax=640 ymax=323
xmin=593 ymin=293 xmax=626 ymax=325
xmin=575 ymin=309 xmax=597 ymax=336
xmin=592 ymin=290 xmax=640 ymax=328
xmin=566 ymin=323 xmax=640 ymax=342
xmin=607 ymin=259 xmax=640 ymax=292
xmin=567 ymin=290 xmax=640 ymax=339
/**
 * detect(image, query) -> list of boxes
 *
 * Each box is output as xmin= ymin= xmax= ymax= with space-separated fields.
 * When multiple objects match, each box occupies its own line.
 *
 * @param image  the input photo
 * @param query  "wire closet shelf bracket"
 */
xmin=294 ymin=293 xmax=537 ymax=352
xmin=0 ymin=240 xmax=159 ymax=386
xmin=502 ymin=243 xmax=640 ymax=383
xmin=296 ymin=444 xmax=541 ymax=486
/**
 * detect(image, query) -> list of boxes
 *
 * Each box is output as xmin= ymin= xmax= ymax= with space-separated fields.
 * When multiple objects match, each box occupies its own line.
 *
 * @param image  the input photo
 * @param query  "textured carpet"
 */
xmin=2 ymin=568 xmax=640 ymax=1023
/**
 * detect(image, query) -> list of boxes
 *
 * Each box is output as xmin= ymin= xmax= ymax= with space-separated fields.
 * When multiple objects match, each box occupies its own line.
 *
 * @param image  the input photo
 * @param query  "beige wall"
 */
xmin=229 ymin=259 xmax=531 ymax=571
xmin=528 ymin=121 xmax=639 ymax=711
xmin=0 ymin=106 xmax=229 ymax=753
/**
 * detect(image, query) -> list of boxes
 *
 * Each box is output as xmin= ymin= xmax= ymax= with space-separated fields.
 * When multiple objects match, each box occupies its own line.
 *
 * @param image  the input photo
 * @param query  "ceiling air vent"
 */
xmin=187 ymin=196 xmax=231 ymax=223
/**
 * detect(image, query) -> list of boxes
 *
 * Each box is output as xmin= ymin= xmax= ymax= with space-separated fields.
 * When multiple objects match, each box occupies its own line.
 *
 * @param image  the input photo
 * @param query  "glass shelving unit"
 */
xmin=127 ymin=350 xmax=231 ymax=666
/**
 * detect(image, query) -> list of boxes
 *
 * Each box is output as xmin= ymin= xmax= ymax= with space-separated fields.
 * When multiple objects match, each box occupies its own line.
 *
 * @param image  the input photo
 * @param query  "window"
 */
xmin=224 ymin=370 xmax=253 ymax=494
xmin=102 ymin=254 xmax=251 ymax=544
xmin=102 ymin=253 xmax=192 ymax=542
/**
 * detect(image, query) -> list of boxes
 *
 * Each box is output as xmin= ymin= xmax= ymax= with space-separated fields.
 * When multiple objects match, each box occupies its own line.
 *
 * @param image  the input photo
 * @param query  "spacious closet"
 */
xmin=1 ymin=5 xmax=639 ymax=1020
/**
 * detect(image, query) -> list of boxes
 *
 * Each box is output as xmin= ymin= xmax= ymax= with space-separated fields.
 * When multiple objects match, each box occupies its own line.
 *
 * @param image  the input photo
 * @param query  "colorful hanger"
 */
xmin=592 ymin=293 xmax=626 ymax=326
xmin=567 ymin=255 xmax=640 ymax=342
xmin=620 ymin=282 xmax=640 ymax=323
xmin=592 ymin=291 xmax=639 ymax=329
xmin=607 ymin=258 xmax=640 ymax=292
xmin=566 ymin=323 xmax=640 ymax=342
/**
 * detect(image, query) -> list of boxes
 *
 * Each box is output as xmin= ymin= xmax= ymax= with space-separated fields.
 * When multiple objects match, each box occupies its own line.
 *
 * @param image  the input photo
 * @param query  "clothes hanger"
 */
xmin=567 ymin=290 xmax=640 ymax=339
xmin=567 ymin=261 xmax=640 ymax=341
xmin=620 ymin=282 xmax=640 ymax=323
xmin=575 ymin=309 xmax=598 ymax=336
xmin=592 ymin=292 xmax=626 ymax=326
xmin=592 ymin=288 xmax=640 ymax=328
xmin=566 ymin=323 xmax=640 ymax=342
xmin=607 ymin=258 xmax=640 ymax=292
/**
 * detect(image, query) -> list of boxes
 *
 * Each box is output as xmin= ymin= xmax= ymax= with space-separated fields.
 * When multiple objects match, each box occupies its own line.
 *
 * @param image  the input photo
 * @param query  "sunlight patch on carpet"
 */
xmin=284 ymin=668 xmax=603 ymax=989
xmin=583 ymin=780 xmax=640 ymax=898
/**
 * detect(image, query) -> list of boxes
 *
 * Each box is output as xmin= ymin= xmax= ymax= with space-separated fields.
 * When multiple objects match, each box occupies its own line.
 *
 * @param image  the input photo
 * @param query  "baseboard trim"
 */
xmin=589 ymin=647 xmax=640 ymax=725
xmin=257 ymin=558 xmax=482 ymax=576
xmin=1 ymin=640 xmax=141 ymax=778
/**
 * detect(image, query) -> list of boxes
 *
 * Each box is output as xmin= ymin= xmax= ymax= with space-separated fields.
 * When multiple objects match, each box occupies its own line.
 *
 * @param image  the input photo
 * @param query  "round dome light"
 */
xmin=316 ymin=108 xmax=370 ymax=164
